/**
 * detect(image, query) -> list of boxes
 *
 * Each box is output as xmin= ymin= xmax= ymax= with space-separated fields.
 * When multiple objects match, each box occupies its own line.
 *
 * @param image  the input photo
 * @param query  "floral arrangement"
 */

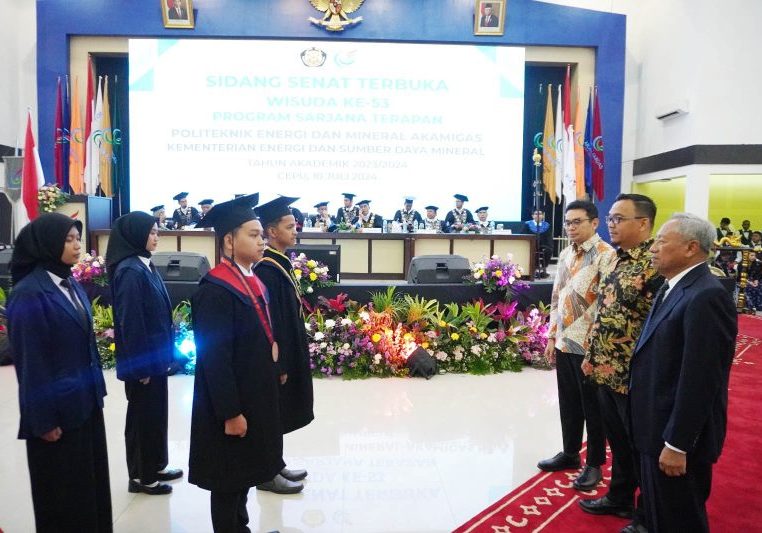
xmin=290 ymin=252 xmax=334 ymax=294
xmin=305 ymin=288 xmax=550 ymax=379
xmin=91 ymin=297 xmax=116 ymax=369
xmin=37 ymin=184 xmax=69 ymax=213
xmin=71 ymin=251 xmax=108 ymax=286
xmin=465 ymin=254 xmax=528 ymax=294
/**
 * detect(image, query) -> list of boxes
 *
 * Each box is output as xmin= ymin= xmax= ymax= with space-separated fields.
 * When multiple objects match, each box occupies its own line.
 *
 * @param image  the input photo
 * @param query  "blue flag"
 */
xmin=584 ymin=88 xmax=594 ymax=196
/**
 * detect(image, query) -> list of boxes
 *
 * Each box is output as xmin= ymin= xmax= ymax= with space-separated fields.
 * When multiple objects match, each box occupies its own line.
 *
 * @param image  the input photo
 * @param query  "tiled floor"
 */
xmin=0 ymin=366 xmax=563 ymax=533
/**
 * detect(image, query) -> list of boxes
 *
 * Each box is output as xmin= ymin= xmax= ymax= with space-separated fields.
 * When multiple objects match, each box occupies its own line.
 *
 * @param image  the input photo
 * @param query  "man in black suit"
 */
xmin=168 ymin=0 xmax=188 ymax=20
xmin=480 ymin=3 xmax=499 ymax=27
xmin=630 ymin=213 xmax=737 ymax=533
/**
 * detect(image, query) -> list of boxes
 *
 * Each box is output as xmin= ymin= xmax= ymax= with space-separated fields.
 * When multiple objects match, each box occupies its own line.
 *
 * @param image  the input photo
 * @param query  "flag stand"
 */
xmin=531 ymin=149 xmax=548 ymax=279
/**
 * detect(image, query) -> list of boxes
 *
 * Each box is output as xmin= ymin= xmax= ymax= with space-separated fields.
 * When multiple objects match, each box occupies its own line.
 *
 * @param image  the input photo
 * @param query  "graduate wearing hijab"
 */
xmin=254 ymin=196 xmax=314 ymax=493
xmin=191 ymin=194 xmax=294 ymax=533
xmin=7 ymin=213 xmax=112 ymax=532
xmin=107 ymin=211 xmax=182 ymax=495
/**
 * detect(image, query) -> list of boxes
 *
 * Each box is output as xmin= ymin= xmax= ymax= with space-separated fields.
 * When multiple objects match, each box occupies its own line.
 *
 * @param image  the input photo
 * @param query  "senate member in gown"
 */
xmin=630 ymin=213 xmax=737 ymax=533
xmin=255 ymin=196 xmax=314 ymax=493
xmin=8 ymin=213 xmax=112 ymax=532
xmin=107 ymin=212 xmax=183 ymax=495
xmin=190 ymin=194 xmax=287 ymax=532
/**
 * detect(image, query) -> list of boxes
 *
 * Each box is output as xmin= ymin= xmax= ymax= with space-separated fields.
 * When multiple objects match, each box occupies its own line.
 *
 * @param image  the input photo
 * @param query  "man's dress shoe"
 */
xmin=578 ymin=496 xmax=634 ymax=519
xmin=537 ymin=451 xmax=581 ymax=472
xmin=572 ymin=465 xmax=602 ymax=491
xmin=128 ymin=480 xmax=173 ymax=495
xmin=256 ymin=474 xmax=304 ymax=494
xmin=280 ymin=467 xmax=308 ymax=482
xmin=156 ymin=468 xmax=184 ymax=481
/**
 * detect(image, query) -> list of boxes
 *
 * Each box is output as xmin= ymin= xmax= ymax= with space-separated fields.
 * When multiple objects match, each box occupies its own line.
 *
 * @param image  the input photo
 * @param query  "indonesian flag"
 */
xmin=16 ymin=111 xmax=46 ymax=234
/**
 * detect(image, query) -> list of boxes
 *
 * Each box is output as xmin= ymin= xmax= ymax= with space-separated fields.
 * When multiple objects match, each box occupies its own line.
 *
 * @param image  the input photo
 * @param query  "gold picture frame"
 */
xmin=162 ymin=0 xmax=195 ymax=29
xmin=474 ymin=0 xmax=506 ymax=36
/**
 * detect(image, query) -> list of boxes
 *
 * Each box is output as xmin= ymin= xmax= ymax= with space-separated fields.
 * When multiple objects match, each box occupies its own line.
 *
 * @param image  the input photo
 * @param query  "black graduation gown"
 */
xmin=189 ymin=272 xmax=285 ymax=492
xmin=255 ymin=248 xmax=315 ymax=433
xmin=172 ymin=206 xmax=201 ymax=228
xmin=445 ymin=208 xmax=474 ymax=231
xmin=336 ymin=206 xmax=359 ymax=225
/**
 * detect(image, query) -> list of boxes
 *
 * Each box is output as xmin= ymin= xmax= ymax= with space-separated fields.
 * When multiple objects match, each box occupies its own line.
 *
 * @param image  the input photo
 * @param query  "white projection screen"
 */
xmin=129 ymin=39 xmax=526 ymax=219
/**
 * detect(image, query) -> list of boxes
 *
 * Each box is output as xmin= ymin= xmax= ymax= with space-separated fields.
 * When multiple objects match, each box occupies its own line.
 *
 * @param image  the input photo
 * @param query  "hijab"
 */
xmin=106 ymin=211 xmax=156 ymax=276
xmin=10 ymin=213 xmax=83 ymax=284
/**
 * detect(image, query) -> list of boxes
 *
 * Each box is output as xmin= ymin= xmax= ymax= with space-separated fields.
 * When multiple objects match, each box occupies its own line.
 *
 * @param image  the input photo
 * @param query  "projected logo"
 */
xmin=301 ymin=47 xmax=327 ymax=67
xmin=334 ymin=49 xmax=357 ymax=67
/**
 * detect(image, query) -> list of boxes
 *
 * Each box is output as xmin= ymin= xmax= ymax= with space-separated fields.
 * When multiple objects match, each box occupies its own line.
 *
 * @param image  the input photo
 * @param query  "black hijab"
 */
xmin=11 ymin=213 xmax=83 ymax=284
xmin=106 ymin=211 xmax=156 ymax=276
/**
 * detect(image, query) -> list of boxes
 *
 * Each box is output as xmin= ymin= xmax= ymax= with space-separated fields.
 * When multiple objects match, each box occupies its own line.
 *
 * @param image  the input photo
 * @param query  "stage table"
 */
xmin=91 ymin=229 xmax=537 ymax=281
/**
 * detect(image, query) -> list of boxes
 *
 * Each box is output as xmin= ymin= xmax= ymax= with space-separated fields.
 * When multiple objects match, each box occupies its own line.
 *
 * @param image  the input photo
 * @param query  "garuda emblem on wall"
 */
xmin=308 ymin=0 xmax=365 ymax=32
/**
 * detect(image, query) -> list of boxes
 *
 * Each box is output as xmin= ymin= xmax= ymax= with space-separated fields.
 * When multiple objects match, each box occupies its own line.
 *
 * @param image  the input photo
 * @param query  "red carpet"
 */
xmin=455 ymin=315 xmax=762 ymax=532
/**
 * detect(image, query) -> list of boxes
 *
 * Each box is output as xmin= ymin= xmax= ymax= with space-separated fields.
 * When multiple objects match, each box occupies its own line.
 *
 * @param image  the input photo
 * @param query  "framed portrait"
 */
xmin=474 ymin=0 xmax=506 ymax=36
xmin=162 ymin=0 xmax=195 ymax=29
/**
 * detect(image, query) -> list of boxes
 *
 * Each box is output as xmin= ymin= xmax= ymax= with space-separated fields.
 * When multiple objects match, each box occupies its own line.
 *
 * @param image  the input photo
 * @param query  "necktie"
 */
xmin=60 ymin=278 xmax=88 ymax=323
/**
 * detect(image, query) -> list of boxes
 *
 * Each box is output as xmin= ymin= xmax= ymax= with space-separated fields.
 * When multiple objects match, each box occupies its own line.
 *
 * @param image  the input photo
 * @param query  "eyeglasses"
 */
xmin=605 ymin=215 xmax=647 ymax=226
xmin=563 ymin=218 xmax=591 ymax=228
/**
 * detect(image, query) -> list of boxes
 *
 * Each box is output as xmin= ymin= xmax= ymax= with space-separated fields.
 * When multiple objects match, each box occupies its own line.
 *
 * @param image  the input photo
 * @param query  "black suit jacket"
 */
xmin=629 ymin=263 xmax=737 ymax=463
xmin=7 ymin=267 xmax=106 ymax=439
xmin=168 ymin=6 xmax=188 ymax=19
xmin=111 ymin=256 xmax=174 ymax=381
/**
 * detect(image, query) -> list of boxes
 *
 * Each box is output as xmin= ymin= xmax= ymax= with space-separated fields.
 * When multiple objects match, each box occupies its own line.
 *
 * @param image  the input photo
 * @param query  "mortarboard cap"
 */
xmin=454 ymin=194 xmax=469 ymax=202
xmin=357 ymin=199 xmax=371 ymax=206
xmin=314 ymin=201 xmax=329 ymax=208
xmin=195 ymin=193 xmax=260 ymax=236
xmin=342 ymin=193 xmax=356 ymax=200
xmin=476 ymin=206 xmax=489 ymax=213
xmin=198 ymin=199 xmax=214 ymax=206
xmin=255 ymin=196 xmax=300 ymax=227
xmin=404 ymin=197 xmax=415 ymax=203
xmin=173 ymin=192 xmax=189 ymax=201
xmin=150 ymin=205 xmax=164 ymax=213
xmin=425 ymin=205 xmax=438 ymax=211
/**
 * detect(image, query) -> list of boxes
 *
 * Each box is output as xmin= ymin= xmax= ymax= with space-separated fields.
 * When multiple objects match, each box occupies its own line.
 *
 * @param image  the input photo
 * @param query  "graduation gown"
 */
xmin=189 ymin=265 xmax=285 ymax=492
xmin=445 ymin=208 xmax=474 ymax=231
xmin=172 ymin=206 xmax=201 ymax=228
xmin=255 ymin=248 xmax=315 ymax=434
xmin=393 ymin=209 xmax=423 ymax=228
xmin=336 ymin=206 xmax=359 ymax=225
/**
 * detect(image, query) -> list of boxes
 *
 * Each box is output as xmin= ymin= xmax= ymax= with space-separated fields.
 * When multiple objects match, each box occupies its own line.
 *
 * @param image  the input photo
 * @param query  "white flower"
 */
xmin=342 ymin=343 xmax=350 ymax=350
xmin=91 ymin=261 xmax=100 ymax=268
xmin=324 ymin=319 xmax=336 ymax=329
xmin=435 ymin=351 xmax=447 ymax=361
xmin=487 ymin=333 xmax=497 ymax=343
xmin=359 ymin=311 xmax=370 ymax=321
xmin=471 ymin=345 xmax=482 ymax=355
xmin=314 ymin=331 xmax=325 ymax=341
xmin=320 ymin=342 xmax=327 ymax=349
xmin=305 ymin=322 xmax=311 ymax=331
xmin=454 ymin=352 xmax=463 ymax=361
xmin=373 ymin=353 xmax=382 ymax=364
xmin=491 ymin=255 xmax=499 ymax=260
xmin=341 ymin=318 xmax=352 ymax=326
xmin=473 ymin=262 xmax=485 ymax=271
xmin=307 ymin=286 xmax=314 ymax=293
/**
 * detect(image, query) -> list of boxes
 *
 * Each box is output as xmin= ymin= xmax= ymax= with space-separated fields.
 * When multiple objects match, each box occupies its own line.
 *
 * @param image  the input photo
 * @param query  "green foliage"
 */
xmin=459 ymin=301 xmax=493 ymax=332
xmin=400 ymin=294 xmax=439 ymax=325
xmin=0 ymin=287 xmax=6 ymax=306
xmin=369 ymin=286 xmax=404 ymax=319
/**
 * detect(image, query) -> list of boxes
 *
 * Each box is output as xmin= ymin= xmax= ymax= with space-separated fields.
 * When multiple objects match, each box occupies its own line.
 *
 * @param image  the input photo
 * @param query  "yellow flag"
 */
xmin=542 ymin=84 xmax=557 ymax=204
xmin=67 ymin=77 xmax=84 ymax=194
xmin=99 ymin=76 xmax=113 ymax=196
xmin=574 ymin=88 xmax=587 ymax=199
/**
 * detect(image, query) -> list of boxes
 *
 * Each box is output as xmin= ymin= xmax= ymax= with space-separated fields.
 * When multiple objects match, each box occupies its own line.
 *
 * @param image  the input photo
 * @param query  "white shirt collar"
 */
xmin=664 ymin=261 xmax=704 ymax=297
xmin=48 ymin=271 xmax=67 ymax=286
xmin=236 ymin=261 xmax=254 ymax=277
xmin=138 ymin=255 xmax=152 ymax=269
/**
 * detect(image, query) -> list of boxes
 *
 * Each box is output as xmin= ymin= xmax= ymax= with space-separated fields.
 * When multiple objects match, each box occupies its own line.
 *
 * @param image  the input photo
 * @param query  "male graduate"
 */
xmin=423 ymin=205 xmax=447 ymax=233
xmin=254 ymin=196 xmax=314 ymax=494
xmin=190 ymin=194 xmax=298 ymax=533
xmin=336 ymin=193 xmax=359 ymax=225
xmin=393 ymin=197 xmax=423 ymax=231
xmin=357 ymin=199 xmax=384 ymax=229
xmin=172 ymin=192 xmax=201 ymax=229
xmin=445 ymin=194 xmax=474 ymax=232
xmin=198 ymin=199 xmax=214 ymax=220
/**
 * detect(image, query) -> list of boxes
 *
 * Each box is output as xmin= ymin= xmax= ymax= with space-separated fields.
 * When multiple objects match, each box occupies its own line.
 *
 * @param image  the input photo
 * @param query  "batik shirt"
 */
xmin=548 ymin=233 xmax=615 ymax=355
xmin=582 ymin=239 xmax=664 ymax=393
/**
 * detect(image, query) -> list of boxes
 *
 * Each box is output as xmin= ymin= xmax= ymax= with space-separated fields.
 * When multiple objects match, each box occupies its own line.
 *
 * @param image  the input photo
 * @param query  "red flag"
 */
xmin=54 ymin=77 xmax=64 ymax=188
xmin=22 ymin=112 xmax=42 ymax=222
xmin=84 ymin=56 xmax=94 ymax=169
xmin=592 ymin=86 xmax=605 ymax=201
xmin=563 ymin=65 xmax=572 ymax=129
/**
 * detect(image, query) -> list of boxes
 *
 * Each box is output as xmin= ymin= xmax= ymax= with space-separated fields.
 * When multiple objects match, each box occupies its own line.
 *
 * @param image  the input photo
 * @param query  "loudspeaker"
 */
xmin=287 ymin=244 xmax=341 ymax=282
xmin=0 ymin=246 xmax=12 ymax=292
xmin=407 ymin=254 xmax=470 ymax=284
xmin=152 ymin=252 xmax=210 ymax=282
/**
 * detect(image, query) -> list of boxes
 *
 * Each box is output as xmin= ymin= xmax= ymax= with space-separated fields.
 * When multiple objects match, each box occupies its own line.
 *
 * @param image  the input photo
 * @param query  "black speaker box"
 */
xmin=407 ymin=255 xmax=470 ymax=284
xmin=152 ymin=252 xmax=210 ymax=282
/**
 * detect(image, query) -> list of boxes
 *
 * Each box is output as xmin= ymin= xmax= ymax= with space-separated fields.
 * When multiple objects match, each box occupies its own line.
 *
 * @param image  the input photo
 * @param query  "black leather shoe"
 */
xmin=256 ymin=474 xmax=304 ymax=494
xmin=572 ymin=465 xmax=602 ymax=491
xmin=280 ymin=467 xmax=308 ymax=482
xmin=128 ymin=479 xmax=173 ymax=495
xmin=579 ymin=496 xmax=633 ymax=519
xmin=537 ymin=452 xmax=581 ymax=472
xmin=156 ymin=468 xmax=184 ymax=481
xmin=620 ymin=523 xmax=648 ymax=533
